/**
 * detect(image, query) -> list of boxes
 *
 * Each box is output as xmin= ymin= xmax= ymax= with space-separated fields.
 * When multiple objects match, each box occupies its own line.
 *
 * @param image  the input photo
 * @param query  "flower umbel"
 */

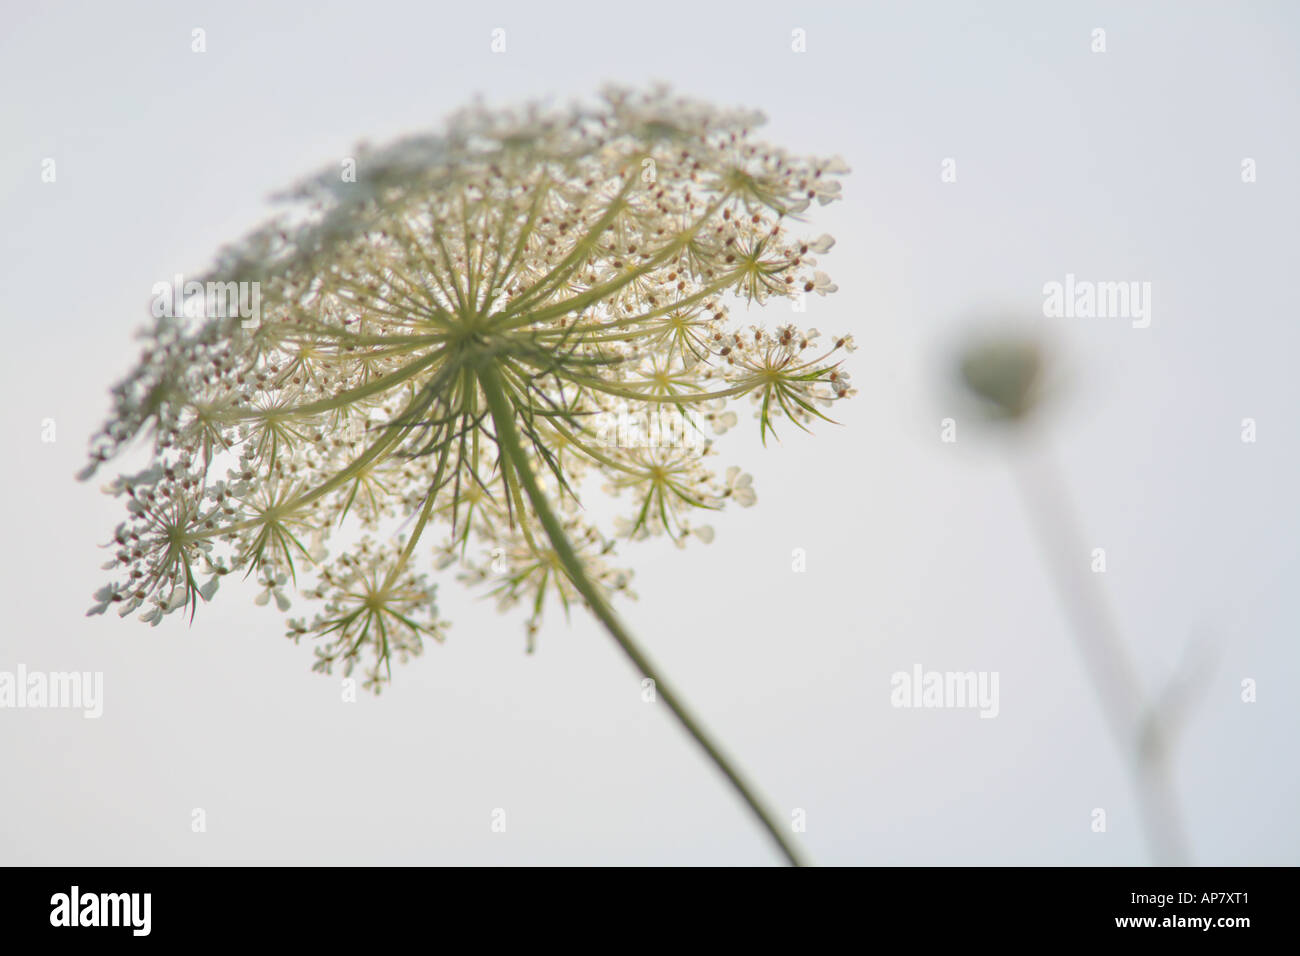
xmin=84 ymin=88 xmax=852 ymax=863
xmin=86 ymin=86 xmax=851 ymax=672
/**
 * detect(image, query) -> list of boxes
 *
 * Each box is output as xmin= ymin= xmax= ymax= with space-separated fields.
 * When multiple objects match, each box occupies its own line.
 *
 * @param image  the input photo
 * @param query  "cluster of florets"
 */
xmin=84 ymin=87 xmax=854 ymax=691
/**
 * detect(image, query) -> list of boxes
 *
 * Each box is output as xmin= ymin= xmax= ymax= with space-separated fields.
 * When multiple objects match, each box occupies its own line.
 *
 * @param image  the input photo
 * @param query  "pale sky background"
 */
xmin=1 ymin=1 xmax=1296 ymax=865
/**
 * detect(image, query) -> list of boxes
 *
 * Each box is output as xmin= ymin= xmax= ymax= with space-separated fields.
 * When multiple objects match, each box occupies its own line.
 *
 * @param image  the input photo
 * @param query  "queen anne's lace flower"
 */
xmin=84 ymin=87 xmax=853 ymax=691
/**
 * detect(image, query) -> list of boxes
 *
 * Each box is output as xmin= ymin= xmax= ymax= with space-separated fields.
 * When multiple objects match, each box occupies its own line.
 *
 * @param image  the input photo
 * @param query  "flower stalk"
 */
xmin=958 ymin=334 xmax=1193 ymax=864
xmin=85 ymin=88 xmax=856 ymax=863
xmin=479 ymin=361 xmax=806 ymax=865
xmin=1013 ymin=445 xmax=1191 ymax=865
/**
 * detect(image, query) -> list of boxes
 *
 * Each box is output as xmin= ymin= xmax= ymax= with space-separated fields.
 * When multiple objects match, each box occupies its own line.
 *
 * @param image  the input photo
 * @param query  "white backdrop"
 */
xmin=1 ymin=0 xmax=1296 ymax=865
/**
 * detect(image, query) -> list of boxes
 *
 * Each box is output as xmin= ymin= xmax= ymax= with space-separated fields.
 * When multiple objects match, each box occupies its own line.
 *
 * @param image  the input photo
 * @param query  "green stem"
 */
xmin=478 ymin=363 xmax=806 ymax=866
xmin=1013 ymin=441 xmax=1191 ymax=866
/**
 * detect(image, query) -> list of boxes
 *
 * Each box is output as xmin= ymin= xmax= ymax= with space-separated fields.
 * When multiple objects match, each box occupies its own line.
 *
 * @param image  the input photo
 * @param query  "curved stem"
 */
xmin=478 ymin=363 xmax=806 ymax=866
xmin=1012 ymin=438 xmax=1191 ymax=865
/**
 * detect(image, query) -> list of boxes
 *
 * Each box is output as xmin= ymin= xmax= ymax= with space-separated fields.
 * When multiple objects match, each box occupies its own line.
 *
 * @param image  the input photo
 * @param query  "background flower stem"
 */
xmin=479 ymin=364 xmax=807 ymax=866
xmin=1012 ymin=439 xmax=1192 ymax=865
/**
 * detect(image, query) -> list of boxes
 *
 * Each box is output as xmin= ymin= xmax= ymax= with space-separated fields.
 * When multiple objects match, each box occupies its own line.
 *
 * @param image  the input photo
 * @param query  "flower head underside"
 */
xmin=84 ymin=87 xmax=855 ymax=691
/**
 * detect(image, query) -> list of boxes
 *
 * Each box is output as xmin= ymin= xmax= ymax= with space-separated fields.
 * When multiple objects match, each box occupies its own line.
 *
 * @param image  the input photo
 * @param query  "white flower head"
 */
xmin=83 ymin=87 xmax=853 ymax=690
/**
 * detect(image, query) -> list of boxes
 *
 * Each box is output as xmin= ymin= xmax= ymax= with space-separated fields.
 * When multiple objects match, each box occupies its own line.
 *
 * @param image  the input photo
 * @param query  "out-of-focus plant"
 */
xmin=958 ymin=331 xmax=1199 ymax=865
